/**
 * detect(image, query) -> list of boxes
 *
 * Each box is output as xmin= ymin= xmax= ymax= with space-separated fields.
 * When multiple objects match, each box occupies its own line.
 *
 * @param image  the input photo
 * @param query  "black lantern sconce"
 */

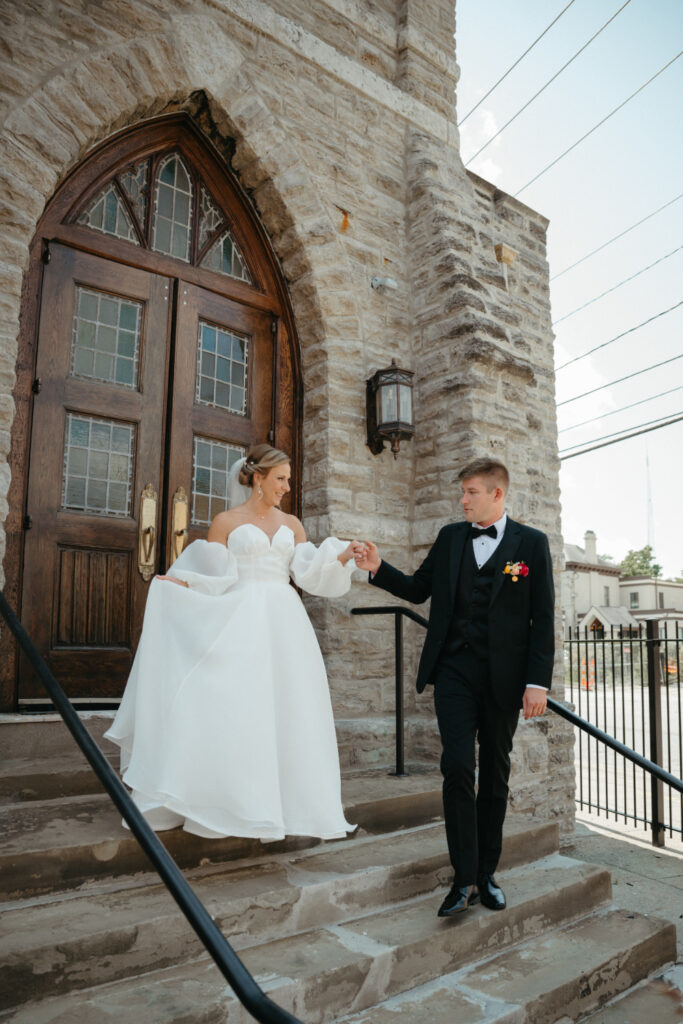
xmin=366 ymin=359 xmax=415 ymax=459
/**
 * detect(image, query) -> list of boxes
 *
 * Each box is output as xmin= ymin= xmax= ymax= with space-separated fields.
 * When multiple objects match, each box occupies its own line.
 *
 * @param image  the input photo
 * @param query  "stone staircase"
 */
xmin=0 ymin=715 xmax=679 ymax=1023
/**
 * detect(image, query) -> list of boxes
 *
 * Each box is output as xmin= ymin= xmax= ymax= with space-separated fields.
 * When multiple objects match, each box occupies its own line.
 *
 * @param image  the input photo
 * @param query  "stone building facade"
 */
xmin=0 ymin=1 xmax=574 ymax=835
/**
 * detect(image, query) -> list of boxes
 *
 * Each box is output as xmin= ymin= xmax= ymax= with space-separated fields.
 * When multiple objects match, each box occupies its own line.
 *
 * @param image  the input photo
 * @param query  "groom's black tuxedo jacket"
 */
xmin=370 ymin=517 xmax=555 ymax=710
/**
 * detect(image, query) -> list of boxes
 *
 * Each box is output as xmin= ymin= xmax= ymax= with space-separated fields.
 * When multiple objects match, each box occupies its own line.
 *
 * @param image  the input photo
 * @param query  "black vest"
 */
xmin=447 ymin=539 xmax=496 ymax=657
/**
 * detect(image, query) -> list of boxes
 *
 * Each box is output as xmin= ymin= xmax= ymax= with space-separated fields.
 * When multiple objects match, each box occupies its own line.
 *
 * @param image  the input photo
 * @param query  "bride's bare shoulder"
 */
xmin=282 ymin=512 xmax=306 ymax=543
xmin=208 ymin=508 xmax=241 ymax=543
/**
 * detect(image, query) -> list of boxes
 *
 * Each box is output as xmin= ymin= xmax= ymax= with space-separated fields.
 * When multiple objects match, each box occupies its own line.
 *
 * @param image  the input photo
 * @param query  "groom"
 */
xmin=355 ymin=458 xmax=554 ymax=917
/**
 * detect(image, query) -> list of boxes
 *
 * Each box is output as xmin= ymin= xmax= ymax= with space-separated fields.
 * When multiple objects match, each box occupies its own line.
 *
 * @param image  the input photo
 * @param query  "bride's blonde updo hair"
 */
xmin=238 ymin=443 xmax=290 ymax=488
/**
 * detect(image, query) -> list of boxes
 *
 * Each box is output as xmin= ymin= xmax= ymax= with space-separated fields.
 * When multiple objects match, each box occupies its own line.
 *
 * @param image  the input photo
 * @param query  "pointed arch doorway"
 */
xmin=11 ymin=116 xmax=301 ymax=706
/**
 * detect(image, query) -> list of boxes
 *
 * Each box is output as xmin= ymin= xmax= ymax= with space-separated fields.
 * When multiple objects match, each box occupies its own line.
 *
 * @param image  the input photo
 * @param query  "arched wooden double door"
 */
xmin=16 ymin=117 xmax=300 ymax=704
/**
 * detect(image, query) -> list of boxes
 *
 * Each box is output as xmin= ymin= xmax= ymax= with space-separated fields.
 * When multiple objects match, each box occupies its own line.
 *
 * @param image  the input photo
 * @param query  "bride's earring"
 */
xmin=258 ymin=485 xmax=263 ymax=499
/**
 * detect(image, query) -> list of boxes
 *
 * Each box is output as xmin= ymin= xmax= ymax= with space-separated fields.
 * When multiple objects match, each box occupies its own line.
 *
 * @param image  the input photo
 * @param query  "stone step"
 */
xmin=0 ymin=817 xmax=558 ymax=1010
xmin=0 ymin=773 xmax=445 ymax=899
xmin=583 ymin=965 xmax=682 ymax=1023
xmin=0 ymin=854 xmax=615 ymax=1022
xmin=337 ymin=909 xmax=676 ymax=1024
xmin=0 ymin=756 xmax=117 ymax=804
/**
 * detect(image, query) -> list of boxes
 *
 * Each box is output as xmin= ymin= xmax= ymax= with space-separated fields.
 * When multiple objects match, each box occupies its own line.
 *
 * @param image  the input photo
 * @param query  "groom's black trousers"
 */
xmin=433 ymin=643 xmax=520 ymax=886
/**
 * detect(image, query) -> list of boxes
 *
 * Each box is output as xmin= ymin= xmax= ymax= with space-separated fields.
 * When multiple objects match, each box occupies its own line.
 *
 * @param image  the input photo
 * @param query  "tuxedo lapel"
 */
xmin=488 ymin=518 xmax=523 ymax=607
xmin=449 ymin=523 xmax=469 ymax=603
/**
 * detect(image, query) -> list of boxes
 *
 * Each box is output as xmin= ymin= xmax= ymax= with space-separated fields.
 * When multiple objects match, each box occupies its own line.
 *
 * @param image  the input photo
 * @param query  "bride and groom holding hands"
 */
xmin=106 ymin=445 xmax=554 ymax=919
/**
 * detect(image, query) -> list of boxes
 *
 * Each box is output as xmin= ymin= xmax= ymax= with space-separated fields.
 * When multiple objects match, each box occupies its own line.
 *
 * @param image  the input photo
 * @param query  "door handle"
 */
xmin=170 ymin=486 xmax=190 ymax=564
xmin=138 ymin=483 xmax=158 ymax=582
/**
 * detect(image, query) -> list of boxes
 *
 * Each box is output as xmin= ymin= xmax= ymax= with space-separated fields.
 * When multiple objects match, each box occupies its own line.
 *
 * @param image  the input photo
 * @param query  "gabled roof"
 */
xmin=578 ymin=605 xmax=639 ymax=629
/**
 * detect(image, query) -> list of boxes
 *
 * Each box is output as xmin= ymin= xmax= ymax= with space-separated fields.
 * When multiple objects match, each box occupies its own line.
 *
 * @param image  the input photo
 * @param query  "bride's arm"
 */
xmin=288 ymin=515 xmax=356 ymax=566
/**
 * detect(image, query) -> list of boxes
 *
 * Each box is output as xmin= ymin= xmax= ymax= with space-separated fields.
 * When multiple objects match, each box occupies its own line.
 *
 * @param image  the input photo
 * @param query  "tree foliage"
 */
xmin=620 ymin=545 xmax=662 ymax=578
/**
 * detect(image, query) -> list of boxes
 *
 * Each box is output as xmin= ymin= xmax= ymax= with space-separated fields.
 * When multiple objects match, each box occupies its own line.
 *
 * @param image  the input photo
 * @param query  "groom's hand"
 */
xmin=353 ymin=541 xmax=381 ymax=574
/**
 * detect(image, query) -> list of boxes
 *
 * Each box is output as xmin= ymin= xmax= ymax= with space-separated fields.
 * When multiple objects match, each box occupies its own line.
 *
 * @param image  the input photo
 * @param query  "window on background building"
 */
xmin=603 ymin=586 xmax=610 ymax=606
xmin=658 ymin=592 xmax=664 ymax=609
xmin=630 ymin=592 xmax=639 ymax=609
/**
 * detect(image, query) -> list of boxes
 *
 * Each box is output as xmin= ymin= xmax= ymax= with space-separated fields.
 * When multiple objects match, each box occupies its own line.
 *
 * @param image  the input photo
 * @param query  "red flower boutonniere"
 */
xmin=503 ymin=561 xmax=529 ymax=582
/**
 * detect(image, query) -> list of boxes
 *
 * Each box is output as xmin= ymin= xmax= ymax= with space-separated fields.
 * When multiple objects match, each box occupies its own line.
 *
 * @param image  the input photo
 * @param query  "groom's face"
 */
xmin=460 ymin=475 xmax=500 ymax=525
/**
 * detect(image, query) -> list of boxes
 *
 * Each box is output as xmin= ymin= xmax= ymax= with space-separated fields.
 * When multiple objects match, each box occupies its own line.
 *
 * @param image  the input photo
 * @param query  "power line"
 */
xmin=560 ymin=411 xmax=683 ymax=452
xmin=463 ymin=0 xmax=633 ymax=166
xmin=558 ymin=385 xmax=683 ymax=432
xmin=458 ymin=0 xmax=578 ymax=126
xmin=559 ymin=412 xmax=683 ymax=460
xmin=557 ymin=353 xmax=683 ymax=406
xmin=555 ymin=300 xmax=683 ymax=371
xmin=552 ymin=246 xmax=683 ymax=325
xmin=515 ymin=51 xmax=682 ymax=196
xmin=551 ymin=193 xmax=683 ymax=280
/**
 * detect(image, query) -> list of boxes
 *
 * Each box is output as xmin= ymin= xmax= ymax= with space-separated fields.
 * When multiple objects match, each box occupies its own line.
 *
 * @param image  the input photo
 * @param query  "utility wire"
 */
xmin=459 ymin=0 xmax=578 ymax=126
xmin=515 ymin=51 xmax=682 ymax=196
xmin=463 ymin=0 xmax=633 ymax=166
xmin=557 ymin=353 xmax=683 ymax=406
xmin=552 ymin=246 xmax=683 ymax=325
xmin=560 ymin=413 xmax=683 ymax=460
xmin=555 ymin=300 xmax=683 ymax=371
xmin=560 ymin=411 xmax=683 ymax=452
xmin=558 ymin=385 xmax=683 ymax=432
xmin=551 ymin=193 xmax=683 ymax=280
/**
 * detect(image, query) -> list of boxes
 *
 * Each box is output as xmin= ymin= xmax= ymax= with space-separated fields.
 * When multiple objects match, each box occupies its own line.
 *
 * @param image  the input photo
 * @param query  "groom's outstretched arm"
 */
xmin=355 ymin=538 xmax=438 ymax=605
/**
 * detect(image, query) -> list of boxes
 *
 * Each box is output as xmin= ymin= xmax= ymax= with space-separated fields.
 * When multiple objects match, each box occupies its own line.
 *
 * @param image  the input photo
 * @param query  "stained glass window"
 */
xmin=201 ymin=228 xmax=253 ymax=284
xmin=71 ymin=287 xmax=141 ymax=389
xmin=198 ymin=185 xmax=224 ymax=253
xmin=152 ymin=154 xmax=193 ymax=262
xmin=78 ymin=184 xmax=139 ymax=244
xmin=119 ymin=160 xmax=149 ymax=229
xmin=192 ymin=437 xmax=244 ymax=526
xmin=195 ymin=321 xmax=249 ymax=415
xmin=62 ymin=414 xmax=135 ymax=517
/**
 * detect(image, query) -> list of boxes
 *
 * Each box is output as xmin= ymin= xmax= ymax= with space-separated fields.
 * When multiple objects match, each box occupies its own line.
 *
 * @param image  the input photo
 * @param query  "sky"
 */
xmin=456 ymin=0 xmax=683 ymax=578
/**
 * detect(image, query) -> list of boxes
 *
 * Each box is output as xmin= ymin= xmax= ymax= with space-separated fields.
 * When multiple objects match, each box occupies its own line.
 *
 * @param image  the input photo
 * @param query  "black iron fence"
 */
xmin=565 ymin=620 xmax=682 ymax=844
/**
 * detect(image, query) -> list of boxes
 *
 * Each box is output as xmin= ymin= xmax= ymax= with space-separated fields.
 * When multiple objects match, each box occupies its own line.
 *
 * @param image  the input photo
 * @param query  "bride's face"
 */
xmin=258 ymin=463 xmax=291 ymax=507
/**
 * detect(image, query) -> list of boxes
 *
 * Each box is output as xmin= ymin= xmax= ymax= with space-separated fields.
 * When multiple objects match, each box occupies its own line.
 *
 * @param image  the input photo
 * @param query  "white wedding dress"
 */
xmin=105 ymin=524 xmax=356 ymax=840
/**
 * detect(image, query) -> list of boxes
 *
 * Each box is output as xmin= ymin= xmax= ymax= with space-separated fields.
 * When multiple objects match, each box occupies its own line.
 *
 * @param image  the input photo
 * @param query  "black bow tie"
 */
xmin=469 ymin=524 xmax=497 ymax=540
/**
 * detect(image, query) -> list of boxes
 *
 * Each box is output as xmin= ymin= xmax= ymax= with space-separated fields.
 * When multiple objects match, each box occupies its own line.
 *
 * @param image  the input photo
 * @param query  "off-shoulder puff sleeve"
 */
xmin=165 ymin=539 xmax=238 ymax=596
xmin=290 ymin=537 xmax=356 ymax=597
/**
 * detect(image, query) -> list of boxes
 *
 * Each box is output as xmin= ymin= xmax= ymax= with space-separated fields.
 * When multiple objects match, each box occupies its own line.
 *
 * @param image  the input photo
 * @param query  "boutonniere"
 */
xmin=503 ymin=561 xmax=529 ymax=582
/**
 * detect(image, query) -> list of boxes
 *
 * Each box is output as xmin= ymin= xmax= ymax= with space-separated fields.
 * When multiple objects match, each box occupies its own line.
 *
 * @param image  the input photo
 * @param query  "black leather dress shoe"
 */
xmin=477 ymin=873 xmax=506 ymax=910
xmin=437 ymin=883 xmax=479 ymax=917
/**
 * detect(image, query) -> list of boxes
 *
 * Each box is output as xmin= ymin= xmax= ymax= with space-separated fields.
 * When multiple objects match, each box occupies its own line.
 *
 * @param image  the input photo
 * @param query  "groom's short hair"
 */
xmin=458 ymin=458 xmax=509 ymax=493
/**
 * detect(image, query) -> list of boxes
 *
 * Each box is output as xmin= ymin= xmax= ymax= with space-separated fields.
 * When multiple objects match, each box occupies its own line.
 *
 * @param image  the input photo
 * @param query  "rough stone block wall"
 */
xmin=0 ymin=0 xmax=574 ymax=836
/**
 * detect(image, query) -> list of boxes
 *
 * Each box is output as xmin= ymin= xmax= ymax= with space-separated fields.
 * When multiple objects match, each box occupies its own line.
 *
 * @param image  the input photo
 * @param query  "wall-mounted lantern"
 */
xmin=366 ymin=359 xmax=415 ymax=459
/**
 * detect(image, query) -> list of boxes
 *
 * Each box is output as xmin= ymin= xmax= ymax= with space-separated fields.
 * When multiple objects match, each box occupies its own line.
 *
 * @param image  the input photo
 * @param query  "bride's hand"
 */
xmin=338 ymin=541 xmax=361 ymax=566
xmin=156 ymin=575 xmax=189 ymax=588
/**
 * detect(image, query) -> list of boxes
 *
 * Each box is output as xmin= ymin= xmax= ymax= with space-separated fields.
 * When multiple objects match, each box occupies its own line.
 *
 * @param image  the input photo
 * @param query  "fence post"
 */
xmin=390 ymin=611 xmax=407 ymax=778
xmin=646 ymin=619 xmax=665 ymax=847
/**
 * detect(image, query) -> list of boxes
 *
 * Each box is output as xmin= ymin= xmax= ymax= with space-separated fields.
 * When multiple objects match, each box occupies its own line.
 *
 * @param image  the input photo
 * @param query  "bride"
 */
xmin=105 ymin=444 xmax=358 ymax=841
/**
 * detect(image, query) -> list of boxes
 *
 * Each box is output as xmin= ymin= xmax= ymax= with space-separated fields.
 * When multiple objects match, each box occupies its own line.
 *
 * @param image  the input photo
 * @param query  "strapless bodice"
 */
xmin=227 ymin=523 xmax=294 ymax=585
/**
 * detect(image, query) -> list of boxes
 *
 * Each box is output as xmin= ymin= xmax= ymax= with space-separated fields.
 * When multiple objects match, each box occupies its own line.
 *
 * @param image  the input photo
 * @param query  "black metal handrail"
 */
xmin=351 ymin=604 xmax=683 ymax=798
xmin=0 ymin=590 xmax=302 ymax=1024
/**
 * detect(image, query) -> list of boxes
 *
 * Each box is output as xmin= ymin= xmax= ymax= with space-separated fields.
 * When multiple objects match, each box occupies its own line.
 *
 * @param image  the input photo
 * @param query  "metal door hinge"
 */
xmin=32 ymin=378 xmax=42 ymax=394
xmin=41 ymin=241 xmax=51 ymax=264
xmin=23 ymin=515 xmax=32 ymax=530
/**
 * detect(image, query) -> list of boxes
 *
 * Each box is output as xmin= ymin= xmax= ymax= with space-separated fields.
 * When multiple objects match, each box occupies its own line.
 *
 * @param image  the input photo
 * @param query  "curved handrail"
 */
xmin=0 ymin=590 xmax=303 ymax=1024
xmin=351 ymin=604 xmax=683 ymax=794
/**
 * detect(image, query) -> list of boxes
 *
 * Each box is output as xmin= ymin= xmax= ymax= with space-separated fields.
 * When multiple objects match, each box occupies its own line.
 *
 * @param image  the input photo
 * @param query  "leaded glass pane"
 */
xmin=152 ymin=153 xmax=193 ymax=262
xmin=195 ymin=320 xmax=249 ymax=415
xmin=198 ymin=185 xmax=224 ymax=252
xmin=119 ymin=160 xmax=149 ymax=229
xmin=191 ymin=437 xmax=244 ymax=526
xmin=200 ymin=228 xmax=253 ymax=284
xmin=78 ymin=184 xmax=139 ymax=244
xmin=62 ymin=413 xmax=135 ymax=517
xmin=71 ymin=287 xmax=142 ymax=389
